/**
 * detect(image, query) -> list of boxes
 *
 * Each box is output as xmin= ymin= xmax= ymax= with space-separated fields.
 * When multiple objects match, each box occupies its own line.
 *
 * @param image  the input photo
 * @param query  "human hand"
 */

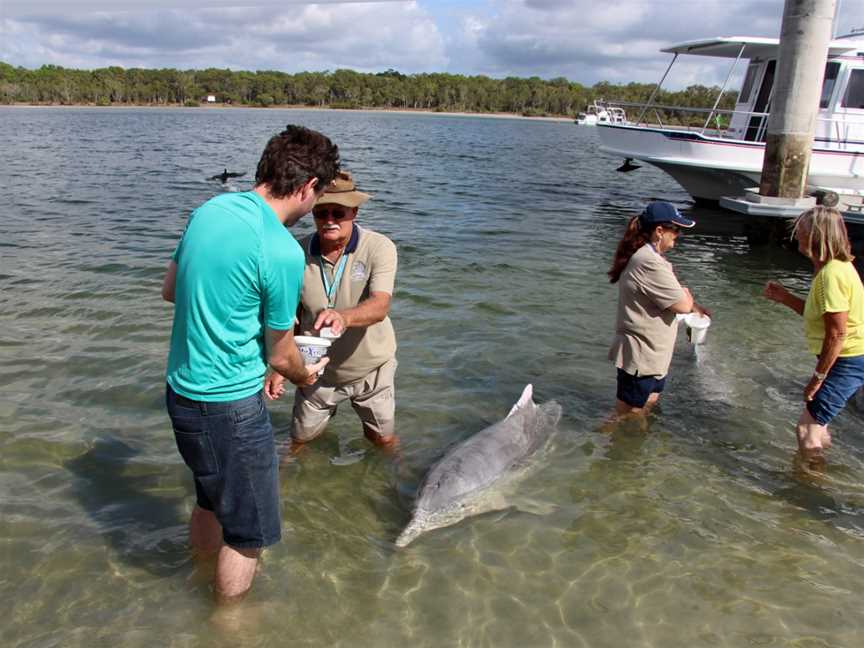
xmin=763 ymin=281 xmax=788 ymax=304
xmin=803 ymin=375 xmax=823 ymax=402
xmin=292 ymin=357 xmax=330 ymax=387
xmin=264 ymin=371 xmax=286 ymax=400
xmin=314 ymin=309 xmax=347 ymax=336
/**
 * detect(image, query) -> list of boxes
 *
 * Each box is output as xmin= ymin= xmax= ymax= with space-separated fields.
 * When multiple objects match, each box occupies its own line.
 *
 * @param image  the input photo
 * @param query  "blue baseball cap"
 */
xmin=639 ymin=201 xmax=695 ymax=228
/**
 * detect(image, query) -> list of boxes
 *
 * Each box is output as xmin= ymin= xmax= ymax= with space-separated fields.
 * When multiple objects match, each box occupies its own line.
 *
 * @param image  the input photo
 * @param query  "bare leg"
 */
xmin=642 ymin=392 xmax=661 ymax=415
xmin=795 ymin=408 xmax=833 ymax=471
xmin=189 ymin=505 xmax=222 ymax=555
xmin=215 ymin=545 xmax=261 ymax=602
xmin=796 ymin=408 xmax=831 ymax=453
xmin=614 ymin=399 xmax=641 ymax=417
xmin=613 ymin=392 xmax=661 ymax=420
xmin=364 ymin=427 xmax=400 ymax=456
xmin=283 ymin=411 xmax=330 ymax=463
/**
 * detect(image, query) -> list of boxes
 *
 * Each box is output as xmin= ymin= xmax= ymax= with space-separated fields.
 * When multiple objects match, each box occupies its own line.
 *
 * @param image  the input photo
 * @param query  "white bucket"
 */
xmin=683 ymin=313 xmax=711 ymax=345
xmin=295 ymin=335 xmax=332 ymax=367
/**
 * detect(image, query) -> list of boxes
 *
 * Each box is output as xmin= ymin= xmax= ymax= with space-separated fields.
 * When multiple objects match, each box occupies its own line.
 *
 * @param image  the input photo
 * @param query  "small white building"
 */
xmin=206 ymin=95 xmax=216 ymax=103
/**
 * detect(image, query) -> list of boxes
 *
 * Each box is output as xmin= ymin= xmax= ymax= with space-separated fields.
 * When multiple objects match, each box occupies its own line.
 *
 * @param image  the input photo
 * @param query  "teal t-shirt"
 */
xmin=167 ymin=191 xmax=304 ymax=401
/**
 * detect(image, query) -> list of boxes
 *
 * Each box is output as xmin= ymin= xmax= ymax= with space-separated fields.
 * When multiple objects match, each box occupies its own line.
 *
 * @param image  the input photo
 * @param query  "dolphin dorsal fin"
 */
xmin=506 ymin=384 xmax=533 ymax=418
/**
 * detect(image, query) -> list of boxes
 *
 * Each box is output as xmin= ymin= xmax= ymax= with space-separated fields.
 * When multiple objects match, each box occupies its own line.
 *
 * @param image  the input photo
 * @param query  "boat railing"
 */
xmin=596 ymin=100 xmax=858 ymax=142
xmin=597 ymin=100 xmax=765 ymax=133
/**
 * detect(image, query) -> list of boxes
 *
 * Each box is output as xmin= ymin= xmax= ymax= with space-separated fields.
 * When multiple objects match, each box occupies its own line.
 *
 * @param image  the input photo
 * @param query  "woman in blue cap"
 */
xmin=607 ymin=202 xmax=709 ymax=417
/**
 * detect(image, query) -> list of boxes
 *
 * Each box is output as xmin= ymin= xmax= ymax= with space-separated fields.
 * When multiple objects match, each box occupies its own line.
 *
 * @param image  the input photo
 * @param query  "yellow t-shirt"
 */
xmin=803 ymin=259 xmax=864 ymax=356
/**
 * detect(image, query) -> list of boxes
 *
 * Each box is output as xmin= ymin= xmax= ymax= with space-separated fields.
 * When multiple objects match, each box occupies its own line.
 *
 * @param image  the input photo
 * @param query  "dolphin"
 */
xmin=395 ymin=384 xmax=562 ymax=547
xmin=209 ymin=168 xmax=246 ymax=183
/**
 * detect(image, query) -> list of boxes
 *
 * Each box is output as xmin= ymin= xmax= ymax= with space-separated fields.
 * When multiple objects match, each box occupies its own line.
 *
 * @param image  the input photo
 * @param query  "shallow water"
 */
xmin=2 ymin=106 xmax=864 ymax=647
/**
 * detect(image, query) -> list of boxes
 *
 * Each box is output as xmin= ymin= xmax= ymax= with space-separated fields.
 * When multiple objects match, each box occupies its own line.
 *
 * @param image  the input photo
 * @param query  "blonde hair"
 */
xmin=792 ymin=206 xmax=853 ymax=263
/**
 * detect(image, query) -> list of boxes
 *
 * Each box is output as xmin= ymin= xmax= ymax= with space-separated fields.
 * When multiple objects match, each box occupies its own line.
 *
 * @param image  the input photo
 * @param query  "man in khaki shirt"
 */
xmin=265 ymin=171 xmax=398 ymax=447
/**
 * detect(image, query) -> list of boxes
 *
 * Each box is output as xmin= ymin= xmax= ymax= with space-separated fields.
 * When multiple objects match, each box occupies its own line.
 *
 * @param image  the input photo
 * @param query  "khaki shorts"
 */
xmin=291 ymin=358 xmax=397 ymax=443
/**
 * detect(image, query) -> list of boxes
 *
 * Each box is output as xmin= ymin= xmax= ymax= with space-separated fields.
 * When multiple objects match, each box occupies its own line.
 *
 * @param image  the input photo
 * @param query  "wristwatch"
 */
xmin=813 ymin=370 xmax=828 ymax=381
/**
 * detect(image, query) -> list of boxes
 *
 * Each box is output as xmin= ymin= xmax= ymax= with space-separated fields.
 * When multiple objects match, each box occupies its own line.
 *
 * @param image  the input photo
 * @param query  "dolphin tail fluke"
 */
xmin=507 ymin=384 xmax=534 ymax=418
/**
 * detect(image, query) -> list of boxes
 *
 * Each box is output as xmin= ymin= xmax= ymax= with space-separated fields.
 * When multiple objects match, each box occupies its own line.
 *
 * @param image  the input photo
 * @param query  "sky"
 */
xmin=1 ymin=0 xmax=863 ymax=88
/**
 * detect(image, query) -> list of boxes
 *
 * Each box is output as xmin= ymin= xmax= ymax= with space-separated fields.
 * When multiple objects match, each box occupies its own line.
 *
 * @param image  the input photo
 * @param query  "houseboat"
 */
xmin=596 ymin=31 xmax=864 ymax=202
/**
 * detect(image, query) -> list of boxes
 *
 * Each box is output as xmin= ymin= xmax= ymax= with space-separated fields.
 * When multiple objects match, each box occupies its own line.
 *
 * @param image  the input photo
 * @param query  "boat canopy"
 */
xmin=661 ymin=36 xmax=862 ymax=60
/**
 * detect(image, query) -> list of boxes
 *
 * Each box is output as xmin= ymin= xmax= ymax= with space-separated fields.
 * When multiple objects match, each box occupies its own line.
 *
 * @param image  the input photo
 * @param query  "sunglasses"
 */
xmin=313 ymin=207 xmax=353 ymax=220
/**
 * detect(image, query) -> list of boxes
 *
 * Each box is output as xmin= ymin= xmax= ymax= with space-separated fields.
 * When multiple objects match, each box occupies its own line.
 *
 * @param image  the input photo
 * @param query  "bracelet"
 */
xmin=813 ymin=370 xmax=828 ymax=381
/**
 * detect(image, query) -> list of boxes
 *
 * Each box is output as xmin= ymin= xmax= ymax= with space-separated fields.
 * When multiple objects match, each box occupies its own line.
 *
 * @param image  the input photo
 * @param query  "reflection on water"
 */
xmin=65 ymin=437 xmax=189 ymax=578
xmin=2 ymin=107 xmax=864 ymax=646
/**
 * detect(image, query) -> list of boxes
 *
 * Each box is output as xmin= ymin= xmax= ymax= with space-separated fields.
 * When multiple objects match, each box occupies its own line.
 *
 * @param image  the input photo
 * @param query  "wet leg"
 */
xmin=641 ymin=392 xmax=661 ymax=416
xmin=189 ymin=505 xmax=222 ymax=555
xmin=363 ymin=426 xmax=400 ymax=456
xmin=611 ymin=395 xmax=658 ymax=430
xmin=796 ymin=408 xmax=829 ymax=451
xmin=214 ymin=545 xmax=261 ymax=602
xmin=796 ymin=408 xmax=831 ymax=465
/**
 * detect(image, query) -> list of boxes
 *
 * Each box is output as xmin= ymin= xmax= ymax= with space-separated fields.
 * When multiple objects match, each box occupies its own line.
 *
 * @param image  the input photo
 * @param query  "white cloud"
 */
xmin=0 ymin=0 xmax=862 ymax=87
xmin=0 ymin=2 xmax=447 ymax=73
xmin=454 ymin=0 xmax=864 ymax=86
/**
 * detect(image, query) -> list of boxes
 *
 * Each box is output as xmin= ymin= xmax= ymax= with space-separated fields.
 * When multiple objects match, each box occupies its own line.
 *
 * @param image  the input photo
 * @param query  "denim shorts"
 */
xmin=166 ymin=384 xmax=281 ymax=549
xmin=616 ymin=368 xmax=667 ymax=408
xmin=806 ymin=355 xmax=864 ymax=426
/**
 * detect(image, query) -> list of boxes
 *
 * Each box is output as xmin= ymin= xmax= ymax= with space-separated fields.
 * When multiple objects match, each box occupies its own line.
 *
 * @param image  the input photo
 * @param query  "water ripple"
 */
xmin=2 ymin=106 xmax=864 ymax=646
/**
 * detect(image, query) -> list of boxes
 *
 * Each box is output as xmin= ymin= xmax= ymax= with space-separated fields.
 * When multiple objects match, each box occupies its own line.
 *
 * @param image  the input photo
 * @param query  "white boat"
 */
xmin=575 ymin=101 xmax=627 ymax=126
xmin=596 ymin=32 xmax=864 ymax=202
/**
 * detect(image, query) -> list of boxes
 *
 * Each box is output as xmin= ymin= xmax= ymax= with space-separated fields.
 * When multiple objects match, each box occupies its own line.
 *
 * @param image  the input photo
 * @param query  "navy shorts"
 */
xmin=806 ymin=355 xmax=864 ymax=426
xmin=166 ymin=384 xmax=281 ymax=549
xmin=616 ymin=368 xmax=667 ymax=408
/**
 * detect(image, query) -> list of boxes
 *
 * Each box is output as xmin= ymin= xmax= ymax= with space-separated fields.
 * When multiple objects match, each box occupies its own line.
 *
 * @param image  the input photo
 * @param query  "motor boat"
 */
xmin=596 ymin=31 xmax=864 ymax=202
xmin=575 ymin=101 xmax=627 ymax=126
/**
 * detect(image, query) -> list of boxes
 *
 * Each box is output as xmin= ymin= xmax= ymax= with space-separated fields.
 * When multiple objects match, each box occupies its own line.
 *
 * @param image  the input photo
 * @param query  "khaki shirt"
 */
xmin=298 ymin=225 xmax=397 ymax=384
xmin=608 ymin=244 xmax=684 ymax=377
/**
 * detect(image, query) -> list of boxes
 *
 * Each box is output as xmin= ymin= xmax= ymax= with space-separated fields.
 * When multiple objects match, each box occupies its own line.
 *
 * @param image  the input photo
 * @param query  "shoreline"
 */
xmin=0 ymin=102 xmax=574 ymax=123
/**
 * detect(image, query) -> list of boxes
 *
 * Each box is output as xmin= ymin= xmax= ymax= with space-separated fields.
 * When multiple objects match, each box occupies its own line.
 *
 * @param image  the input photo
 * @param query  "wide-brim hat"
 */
xmin=315 ymin=170 xmax=371 ymax=208
xmin=639 ymin=201 xmax=695 ymax=228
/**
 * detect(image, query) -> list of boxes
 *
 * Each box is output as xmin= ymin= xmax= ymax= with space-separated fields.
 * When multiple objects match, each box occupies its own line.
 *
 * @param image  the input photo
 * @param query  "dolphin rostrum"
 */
xmin=396 ymin=384 xmax=562 ymax=547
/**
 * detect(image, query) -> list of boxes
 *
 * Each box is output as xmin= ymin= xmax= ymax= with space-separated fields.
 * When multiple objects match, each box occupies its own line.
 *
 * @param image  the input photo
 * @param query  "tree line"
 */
xmin=0 ymin=62 xmax=737 ymax=123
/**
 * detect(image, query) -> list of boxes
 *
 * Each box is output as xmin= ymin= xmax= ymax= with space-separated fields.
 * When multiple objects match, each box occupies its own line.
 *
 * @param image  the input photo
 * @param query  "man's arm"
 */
xmin=162 ymin=261 xmax=177 ymax=303
xmin=266 ymin=327 xmax=327 ymax=386
xmin=313 ymin=292 xmax=391 ymax=335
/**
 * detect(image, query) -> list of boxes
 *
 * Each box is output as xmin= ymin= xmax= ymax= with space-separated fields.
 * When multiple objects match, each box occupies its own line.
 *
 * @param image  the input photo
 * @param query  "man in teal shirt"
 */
xmin=162 ymin=125 xmax=340 ymax=601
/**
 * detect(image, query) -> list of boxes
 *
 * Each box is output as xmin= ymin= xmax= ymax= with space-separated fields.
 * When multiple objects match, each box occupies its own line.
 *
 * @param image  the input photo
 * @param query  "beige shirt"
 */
xmin=608 ymin=244 xmax=685 ymax=377
xmin=298 ymin=225 xmax=397 ymax=384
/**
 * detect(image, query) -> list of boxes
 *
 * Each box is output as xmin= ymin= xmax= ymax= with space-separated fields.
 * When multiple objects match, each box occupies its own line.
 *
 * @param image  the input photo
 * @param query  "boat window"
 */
xmin=738 ymin=63 xmax=760 ymax=104
xmin=841 ymin=69 xmax=864 ymax=109
xmin=819 ymin=62 xmax=841 ymax=108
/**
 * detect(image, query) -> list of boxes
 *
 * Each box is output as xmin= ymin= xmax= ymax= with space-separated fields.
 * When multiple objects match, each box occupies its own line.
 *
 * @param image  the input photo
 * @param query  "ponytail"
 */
xmin=608 ymin=216 xmax=651 ymax=283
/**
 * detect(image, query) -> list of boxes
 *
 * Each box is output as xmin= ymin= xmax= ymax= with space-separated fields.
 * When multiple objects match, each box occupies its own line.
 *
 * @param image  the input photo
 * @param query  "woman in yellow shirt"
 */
xmin=764 ymin=206 xmax=864 ymax=457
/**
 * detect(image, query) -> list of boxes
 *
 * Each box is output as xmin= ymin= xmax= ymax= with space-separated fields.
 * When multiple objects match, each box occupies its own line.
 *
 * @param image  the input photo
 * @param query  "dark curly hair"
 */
xmin=255 ymin=125 xmax=340 ymax=198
